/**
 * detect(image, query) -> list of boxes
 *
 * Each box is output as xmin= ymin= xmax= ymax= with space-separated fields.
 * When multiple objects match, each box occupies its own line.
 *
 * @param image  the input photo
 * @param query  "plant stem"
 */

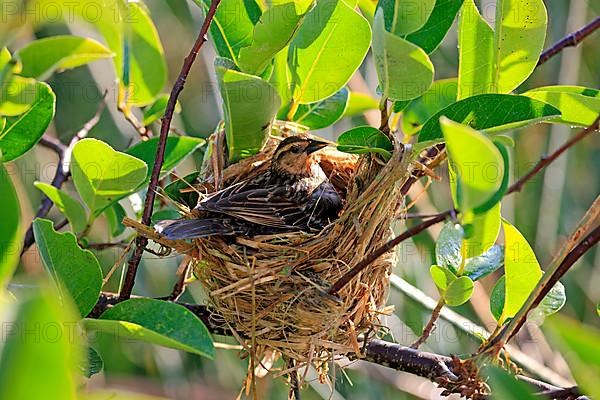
xmin=411 ymin=298 xmax=445 ymax=349
xmin=537 ymin=15 xmax=600 ymax=66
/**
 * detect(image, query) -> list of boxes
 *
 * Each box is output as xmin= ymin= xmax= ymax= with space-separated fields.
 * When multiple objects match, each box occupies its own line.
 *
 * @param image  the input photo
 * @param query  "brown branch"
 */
xmin=507 ymin=115 xmax=600 ymax=194
xmin=537 ymin=16 xmax=600 ymax=67
xmin=119 ymin=0 xmax=222 ymax=300
xmin=21 ymin=98 xmax=106 ymax=253
xmin=328 ymin=211 xmax=452 ymax=295
xmin=411 ymin=298 xmax=445 ymax=349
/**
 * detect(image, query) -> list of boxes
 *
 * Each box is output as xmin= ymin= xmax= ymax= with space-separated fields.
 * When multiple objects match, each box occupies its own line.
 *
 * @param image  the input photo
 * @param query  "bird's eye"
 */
xmin=290 ymin=145 xmax=301 ymax=154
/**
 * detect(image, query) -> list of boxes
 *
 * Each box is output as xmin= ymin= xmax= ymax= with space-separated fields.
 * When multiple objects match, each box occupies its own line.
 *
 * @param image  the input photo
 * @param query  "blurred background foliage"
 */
xmin=6 ymin=0 xmax=600 ymax=398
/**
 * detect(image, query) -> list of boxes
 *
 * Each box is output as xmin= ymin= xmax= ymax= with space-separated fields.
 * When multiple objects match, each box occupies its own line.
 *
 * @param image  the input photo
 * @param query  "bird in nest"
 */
xmin=155 ymin=136 xmax=343 ymax=240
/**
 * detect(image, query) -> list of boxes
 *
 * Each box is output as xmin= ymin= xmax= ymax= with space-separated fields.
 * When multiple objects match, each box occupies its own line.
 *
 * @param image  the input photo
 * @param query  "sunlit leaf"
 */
xmin=0 ymin=164 xmax=21 ymax=286
xmin=444 ymin=276 xmax=474 ymax=306
xmin=523 ymin=86 xmax=600 ymax=127
xmin=405 ymin=0 xmax=465 ymax=53
xmin=401 ymin=78 xmax=457 ymax=136
xmin=376 ymin=0 xmax=436 ymax=36
xmin=344 ymin=92 xmax=379 ymax=117
xmin=34 ymin=182 xmax=88 ymax=233
xmin=430 ymin=264 xmax=456 ymax=291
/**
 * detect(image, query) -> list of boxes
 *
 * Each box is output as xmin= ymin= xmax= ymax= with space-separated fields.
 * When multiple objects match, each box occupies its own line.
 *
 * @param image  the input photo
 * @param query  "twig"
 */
xmin=21 ymin=99 xmax=106 ymax=253
xmin=411 ymin=298 xmax=445 ymax=349
xmin=379 ymin=97 xmax=390 ymax=135
xmin=119 ymin=0 xmax=222 ymax=300
xmin=328 ymin=211 xmax=451 ymax=295
xmin=537 ymin=16 xmax=600 ymax=67
xmin=86 ymin=242 xmax=130 ymax=250
xmin=507 ymin=115 xmax=600 ymax=194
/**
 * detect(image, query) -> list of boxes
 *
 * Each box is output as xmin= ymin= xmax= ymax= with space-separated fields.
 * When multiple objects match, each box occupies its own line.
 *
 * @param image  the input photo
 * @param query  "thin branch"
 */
xmin=119 ymin=0 xmax=222 ymax=300
xmin=21 ymin=99 xmax=106 ymax=253
xmin=328 ymin=210 xmax=452 ymax=295
xmin=507 ymin=115 xmax=600 ymax=194
xmin=537 ymin=16 xmax=600 ymax=67
xmin=411 ymin=298 xmax=445 ymax=349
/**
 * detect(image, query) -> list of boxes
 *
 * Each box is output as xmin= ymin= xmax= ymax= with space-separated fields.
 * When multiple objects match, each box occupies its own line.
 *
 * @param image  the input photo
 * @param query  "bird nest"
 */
xmin=130 ymin=121 xmax=413 ymax=372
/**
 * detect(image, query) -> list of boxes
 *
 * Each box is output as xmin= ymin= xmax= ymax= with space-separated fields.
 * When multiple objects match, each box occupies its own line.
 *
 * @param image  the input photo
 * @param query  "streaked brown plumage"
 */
xmin=155 ymin=136 xmax=342 ymax=240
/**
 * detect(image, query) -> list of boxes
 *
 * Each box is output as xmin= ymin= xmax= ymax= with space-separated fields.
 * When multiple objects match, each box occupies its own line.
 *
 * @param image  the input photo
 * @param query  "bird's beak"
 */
xmin=305 ymin=139 xmax=329 ymax=154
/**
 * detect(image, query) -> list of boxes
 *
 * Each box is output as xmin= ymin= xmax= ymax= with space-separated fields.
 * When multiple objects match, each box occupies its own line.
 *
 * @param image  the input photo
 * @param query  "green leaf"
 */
xmin=0 ymin=290 xmax=81 ymax=400
xmin=32 ymin=218 xmax=103 ymax=317
xmin=142 ymin=94 xmax=181 ymax=126
xmin=103 ymin=202 xmax=127 ymax=237
xmin=418 ymin=94 xmax=561 ymax=144
xmin=216 ymin=62 xmax=281 ymax=163
xmin=444 ymin=276 xmax=474 ymax=306
xmin=120 ymin=3 xmax=167 ymax=107
xmin=336 ymin=126 xmax=392 ymax=158
xmin=238 ymin=0 xmax=314 ymax=75
xmin=164 ymin=172 xmax=200 ymax=208
xmin=344 ymin=92 xmax=379 ymax=117
xmin=84 ymin=298 xmax=214 ymax=358
xmin=192 ymin=0 xmax=261 ymax=64
xmin=523 ymin=86 xmax=600 ymax=127
xmin=435 ymin=222 xmax=464 ymax=272
xmin=14 ymin=35 xmax=113 ymax=80
xmin=462 ymin=202 xmax=501 ymax=259
xmin=545 ymin=315 xmax=600 ymax=398
xmin=288 ymin=0 xmax=371 ymax=103
xmin=533 ymin=281 xmax=566 ymax=319
xmin=83 ymin=347 xmax=104 ymax=378
xmin=71 ymin=138 xmax=148 ymax=216
xmin=289 ymin=87 xmax=349 ymax=129
xmin=0 ymin=81 xmax=55 ymax=162
xmin=500 ymin=219 xmax=542 ymax=325
xmin=441 ymin=118 xmax=504 ymax=212
xmin=485 ymin=366 xmax=537 ymax=399
xmin=401 ymin=78 xmax=458 ymax=136
xmin=125 ymin=136 xmax=205 ymax=182
xmin=463 ymin=244 xmax=503 ymax=281
xmin=405 ymin=0 xmax=465 ymax=54
xmin=34 ymin=182 xmax=88 ymax=233
xmin=376 ymin=0 xmax=436 ymax=36
xmin=491 ymin=0 xmax=547 ymax=94
xmin=0 ymin=76 xmax=38 ymax=116
xmin=490 ymin=275 xmax=505 ymax=321
xmin=430 ymin=264 xmax=457 ymax=291
xmin=372 ymin=9 xmax=434 ymax=101
xmin=0 ymin=164 xmax=21 ymax=286
xmin=457 ymin=0 xmax=494 ymax=99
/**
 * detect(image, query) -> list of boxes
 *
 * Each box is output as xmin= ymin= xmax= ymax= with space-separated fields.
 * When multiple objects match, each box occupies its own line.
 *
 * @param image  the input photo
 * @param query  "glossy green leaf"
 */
xmin=401 ymin=78 xmax=458 ymax=136
xmin=0 ymin=76 xmax=37 ymax=116
xmin=444 ymin=276 xmax=474 ymax=306
xmin=534 ymin=281 xmax=566 ymax=319
xmin=164 ymin=172 xmax=200 ymax=208
xmin=457 ymin=0 xmax=494 ymax=99
xmin=216 ymin=62 xmax=281 ymax=162
xmin=142 ymin=94 xmax=181 ymax=126
xmin=523 ymin=86 xmax=600 ymax=127
xmin=500 ymin=219 xmax=542 ymax=325
xmin=372 ymin=9 xmax=434 ymax=101
xmin=290 ymin=87 xmax=349 ymax=129
xmin=33 ymin=218 xmax=103 ymax=317
xmin=125 ymin=136 xmax=205 ymax=182
xmin=376 ymin=0 xmax=436 ymax=36
xmin=490 ymin=275 xmax=505 ymax=321
xmin=238 ymin=0 xmax=314 ymax=75
xmin=120 ymin=3 xmax=167 ymax=107
xmin=463 ymin=244 xmax=503 ymax=281
xmin=405 ymin=0 xmax=465 ymax=53
xmin=288 ymin=0 xmax=371 ymax=103
xmin=441 ymin=118 xmax=504 ymax=212
xmin=462 ymin=202 xmax=501 ymax=259
xmin=0 ymin=81 xmax=55 ymax=162
xmin=546 ymin=315 xmax=600 ymax=398
xmin=337 ymin=126 xmax=392 ymax=158
xmin=0 ymin=290 xmax=81 ymax=400
xmin=418 ymin=94 xmax=561 ymax=143
xmin=0 ymin=164 xmax=21 ymax=286
xmin=15 ymin=35 xmax=113 ymax=80
xmin=435 ymin=222 xmax=464 ymax=272
xmin=192 ymin=0 xmax=261 ymax=64
xmin=71 ymin=138 xmax=148 ymax=216
xmin=344 ymin=92 xmax=379 ymax=117
xmin=104 ymin=202 xmax=127 ymax=237
xmin=84 ymin=298 xmax=214 ymax=358
xmin=34 ymin=182 xmax=88 ymax=233
xmin=430 ymin=264 xmax=456 ymax=291
xmin=492 ymin=0 xmax=547 ymax=94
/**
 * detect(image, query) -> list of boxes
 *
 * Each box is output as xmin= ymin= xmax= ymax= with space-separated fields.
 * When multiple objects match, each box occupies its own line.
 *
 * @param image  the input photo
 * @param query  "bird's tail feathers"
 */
xmin=155 ymin=218 xmax=235 ymax=240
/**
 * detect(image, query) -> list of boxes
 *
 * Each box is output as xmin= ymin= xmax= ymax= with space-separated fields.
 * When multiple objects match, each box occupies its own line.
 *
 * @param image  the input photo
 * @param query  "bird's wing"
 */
xmin=196 ymin=183 xmax=301 ymax=228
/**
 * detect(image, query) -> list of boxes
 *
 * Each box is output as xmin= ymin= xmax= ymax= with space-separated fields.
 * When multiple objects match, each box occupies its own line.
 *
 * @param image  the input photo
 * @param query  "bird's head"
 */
xmin=270 ymin=136 xmax=329 ymax=177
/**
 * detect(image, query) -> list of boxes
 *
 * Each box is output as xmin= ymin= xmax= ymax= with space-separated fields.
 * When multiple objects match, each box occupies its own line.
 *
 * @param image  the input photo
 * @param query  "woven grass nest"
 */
xmin=133 ymin=121 xmax=414 ymax=372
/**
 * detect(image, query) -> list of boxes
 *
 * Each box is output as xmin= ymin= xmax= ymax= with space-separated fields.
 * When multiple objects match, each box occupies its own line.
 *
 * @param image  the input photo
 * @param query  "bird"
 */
xmin=155 ymin=136 xmax=343 ymax=240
